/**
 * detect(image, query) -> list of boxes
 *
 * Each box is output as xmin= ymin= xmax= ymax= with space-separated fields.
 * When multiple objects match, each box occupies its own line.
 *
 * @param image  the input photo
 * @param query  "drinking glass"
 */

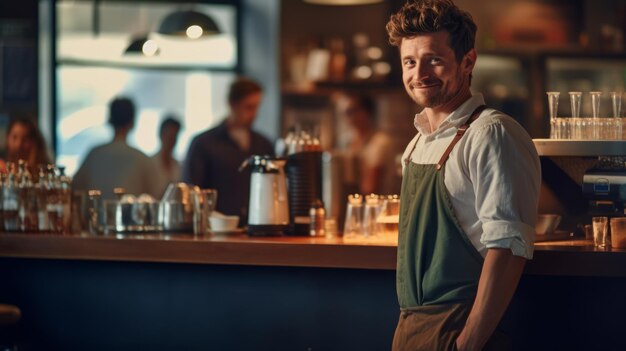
xmin=547 ymin=92 xmax=560 ymax=138
xmin=611 ymin=92 xmax=622 ymax=117
xmin=324 ymin=217 xmax=339 ymax=238
xmin=343 ymin=194 xmax=363 ymax=239
xmin=569 ymin=92 xmax=582 ymax=139
xmin=590 ymin=91 xmax=602 ymax=139
xmin=569 ymin=91 xmax=582 ymax=117
xmin=592 ymin=216 xmax=609 ymax=248
xmin=363 ymin=194 xmax=382 ymax=238
xmin=377 ymin=195 xmax=400 ymax=238
xmin=610 ymin=217 xmax=626 ymax=249
xmin=611 ymin=92 xmax=623 ymax=140
xmin=193 ymin=188 xmax=218 ymax=235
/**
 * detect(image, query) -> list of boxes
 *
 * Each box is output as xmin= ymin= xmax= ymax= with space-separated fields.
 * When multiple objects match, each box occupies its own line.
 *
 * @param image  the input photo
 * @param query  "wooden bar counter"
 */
xmin=1 ymin=231 xmax=626 ymax=276
xmin=0 ymin=231 xmax=398 ymax=270
xmin=2 ymin=231 xmax=626 ymax=350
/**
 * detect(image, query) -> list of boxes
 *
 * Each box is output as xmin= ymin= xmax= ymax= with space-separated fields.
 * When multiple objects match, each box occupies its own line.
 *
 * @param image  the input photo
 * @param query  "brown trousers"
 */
xmin=391 ymin=303 xmax=511 ymax=351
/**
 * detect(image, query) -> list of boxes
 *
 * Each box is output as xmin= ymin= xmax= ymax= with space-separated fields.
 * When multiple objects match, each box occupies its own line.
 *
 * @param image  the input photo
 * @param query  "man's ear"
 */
xmin=462 ymin=48 xmax=477 ymax=73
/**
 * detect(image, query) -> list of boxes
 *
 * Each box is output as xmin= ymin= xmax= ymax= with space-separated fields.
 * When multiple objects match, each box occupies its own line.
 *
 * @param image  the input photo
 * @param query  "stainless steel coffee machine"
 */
xmin=243 ymin=155 xmax=289 ymax=236
xmin=533 ymin=140 xmax=626 ymax=234
xmin=582 ymin=169 xmax=626 ymax=217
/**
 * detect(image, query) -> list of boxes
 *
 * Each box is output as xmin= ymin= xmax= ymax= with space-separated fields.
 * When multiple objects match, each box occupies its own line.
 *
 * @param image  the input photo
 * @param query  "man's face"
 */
xmin=160 ymin=125 xmax=180 ymax=152
xmin=230 ymin=92 xmax=262 ymax=129
xmin=7 ymin=122 xmax=33 ymax=160
xmin=400 ymin=31 xmax=475 ymax=110
xmin=345 ymin=98 xmax=370 ymax=130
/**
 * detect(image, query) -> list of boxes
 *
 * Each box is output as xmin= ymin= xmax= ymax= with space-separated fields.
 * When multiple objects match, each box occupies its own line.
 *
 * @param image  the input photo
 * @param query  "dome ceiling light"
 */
xmin=124 ymin=36 xmax=160 ymax=56
xmin=157 ymin=10 xmax=221 ymax=38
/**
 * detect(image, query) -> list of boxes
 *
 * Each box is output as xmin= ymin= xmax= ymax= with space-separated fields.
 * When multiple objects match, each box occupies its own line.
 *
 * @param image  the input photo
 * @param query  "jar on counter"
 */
xmin=309 ymin=199 xmax=325 ymax=237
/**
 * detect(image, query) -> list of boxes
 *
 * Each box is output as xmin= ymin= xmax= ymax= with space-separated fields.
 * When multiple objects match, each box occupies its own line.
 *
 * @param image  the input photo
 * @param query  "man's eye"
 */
xmin=403 ymin=59 xmax=415 ymax=67
xmin=430 ymin=57 xmax=442 ymax=64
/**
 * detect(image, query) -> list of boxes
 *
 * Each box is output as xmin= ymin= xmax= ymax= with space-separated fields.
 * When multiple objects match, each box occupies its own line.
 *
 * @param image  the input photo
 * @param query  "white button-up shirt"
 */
xmin=401 ymin=94 xmax=541 ymax=259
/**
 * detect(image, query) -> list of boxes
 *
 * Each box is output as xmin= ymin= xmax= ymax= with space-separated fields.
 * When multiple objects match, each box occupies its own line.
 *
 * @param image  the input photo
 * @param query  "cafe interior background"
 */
xmin=2 ymin=0 xmax=626 ymax=349
xmin=0 ymin=0 xmax=625 ymax=181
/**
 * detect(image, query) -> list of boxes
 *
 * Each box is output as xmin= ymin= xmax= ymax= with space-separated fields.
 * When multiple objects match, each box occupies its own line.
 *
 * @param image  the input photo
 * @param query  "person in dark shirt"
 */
xmin=182 ymin=77 xmax=274 ymax=225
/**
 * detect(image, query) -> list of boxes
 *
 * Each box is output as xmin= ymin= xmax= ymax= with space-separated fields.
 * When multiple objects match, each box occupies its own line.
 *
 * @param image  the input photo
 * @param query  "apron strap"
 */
xmin=435 ymin=105 xmax=487 ymax=171
xmin=403 ymin=134 xmax=422 ymax=166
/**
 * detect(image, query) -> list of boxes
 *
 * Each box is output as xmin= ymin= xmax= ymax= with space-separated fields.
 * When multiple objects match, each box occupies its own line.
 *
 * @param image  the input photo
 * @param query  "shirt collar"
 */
xmin=413 ymin=93 xmax=486 ymax=137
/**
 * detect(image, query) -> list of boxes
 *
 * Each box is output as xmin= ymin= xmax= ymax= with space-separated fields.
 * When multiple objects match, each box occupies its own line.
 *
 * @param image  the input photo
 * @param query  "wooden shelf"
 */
xmin=533 ymin=139 xmax=626 ymax=156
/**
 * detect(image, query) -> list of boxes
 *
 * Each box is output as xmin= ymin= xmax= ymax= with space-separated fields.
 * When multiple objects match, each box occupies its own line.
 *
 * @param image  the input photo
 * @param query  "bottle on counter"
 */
xmin=46 ymin=164 xmax=62 ymax=233
xmin=309 ymin=198 xmax=326 ymax=237
xmin=17 ymin=160 xmax=38 ymax=232
xmin=36 ymin=165 xmax=50 ymax=232
xmin=3 ymin=162 xmax=19 ymax=231
xmin=87 ymin=189 xmax=102 ymax=235
xmin=58 ymin=166 xmax=72 ymax=234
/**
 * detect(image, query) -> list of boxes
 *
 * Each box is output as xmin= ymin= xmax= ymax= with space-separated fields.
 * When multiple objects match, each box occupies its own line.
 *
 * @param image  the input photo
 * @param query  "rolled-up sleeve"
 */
xmin=467 ymin=119 xmax=541 ymax=259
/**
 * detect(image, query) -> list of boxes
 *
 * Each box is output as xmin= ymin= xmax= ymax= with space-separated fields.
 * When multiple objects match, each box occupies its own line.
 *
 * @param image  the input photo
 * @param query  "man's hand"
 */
xmin=455 ymin=248 xmax=526 ymax=350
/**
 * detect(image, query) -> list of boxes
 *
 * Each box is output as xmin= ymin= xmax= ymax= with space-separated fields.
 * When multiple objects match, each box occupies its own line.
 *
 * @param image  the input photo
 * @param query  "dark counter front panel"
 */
xmin=0 ymin=258 xmax=398 ymax=351
xmin=4 ymin=234 xmax=626 ymax=349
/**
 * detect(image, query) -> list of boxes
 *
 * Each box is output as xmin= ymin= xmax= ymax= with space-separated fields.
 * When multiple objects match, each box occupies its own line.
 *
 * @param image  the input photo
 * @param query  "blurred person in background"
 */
xmin=0 ymin=117 xmax=51 ymax=172
xmin=152 ymin=115 xmax=182 ymax=196
xmin=73 ymin=97 xmax=160 ymax=200
xmin=182 ymin=77 xmax=274 ymax=225
xmin=341 ymin=93 xmax=396 ymax=195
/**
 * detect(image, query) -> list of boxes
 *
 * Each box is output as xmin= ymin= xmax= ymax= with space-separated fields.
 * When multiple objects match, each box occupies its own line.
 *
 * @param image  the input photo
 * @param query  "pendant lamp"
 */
xmin=124 ymin=36 xmax=160 ymax=56
xmin=157 ymin=10 xmax=221 ymax=38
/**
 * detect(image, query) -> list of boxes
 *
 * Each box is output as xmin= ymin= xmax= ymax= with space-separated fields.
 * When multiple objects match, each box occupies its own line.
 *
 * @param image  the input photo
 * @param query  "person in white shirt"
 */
xmin=386 ymin=1 xmax=541 ymax=350
xmin=342 ymin=94 xmax=397 ymax=195
xmin=73 ymin=97 xmax=161 ymax=200
xmin=152 ymin=116 xmax=182 ymax=197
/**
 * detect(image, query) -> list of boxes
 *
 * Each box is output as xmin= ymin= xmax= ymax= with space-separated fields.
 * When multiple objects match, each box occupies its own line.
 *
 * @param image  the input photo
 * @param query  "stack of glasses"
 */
xmin=547 ymin=91 xmax=625 ymax=140
xmin=343 ymin=194 xmax=399 ymax=240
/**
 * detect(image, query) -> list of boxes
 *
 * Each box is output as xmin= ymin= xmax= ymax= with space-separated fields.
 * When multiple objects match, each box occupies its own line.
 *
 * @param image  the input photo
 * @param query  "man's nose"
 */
xmin=415 ymin=61 xmax=431 ymax=81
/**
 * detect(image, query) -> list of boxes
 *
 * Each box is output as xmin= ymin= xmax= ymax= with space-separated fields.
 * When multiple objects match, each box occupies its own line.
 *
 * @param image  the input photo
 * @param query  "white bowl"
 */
xmin=209 ymin=215 xmax=240 ymax=232
xmin=535 ymin=214 xmax=562 ymax=235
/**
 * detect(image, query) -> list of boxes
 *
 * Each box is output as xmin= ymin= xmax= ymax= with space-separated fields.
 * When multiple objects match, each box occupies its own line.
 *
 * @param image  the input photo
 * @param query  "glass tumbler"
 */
xmin=363 ymin=194 xmax=382 ymax=238
xmin=611 ymin=92 xmax=623 ymax=140
xmin=343 ymin=194 xmax=363 ymax=239
xmin=193 ymin=188 xmax=218 ymax=235
xmin=590 ymin=91 xmax=602 ymax=139
xmin=610 ymin=217 xmax=626 ymax=249
xmin=546 ymin=92 xmax=560 ymax=139
xmin=611 ymin=92 xmax=622 ymax=118
xmin=569 ymin=91 xmax=582 ymax=139
xmin=592 ymin=216 xmax=609 ymax=248
xmin=378 ymin=195 xmax=400 ymax=237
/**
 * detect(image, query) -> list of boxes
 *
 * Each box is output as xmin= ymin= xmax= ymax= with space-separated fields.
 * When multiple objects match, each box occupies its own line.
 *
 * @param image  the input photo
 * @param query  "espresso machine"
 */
xmin=243 ymin=155 xmax=290 ymax=236
xmin=582 ymin=168 xmax=626 ymax=218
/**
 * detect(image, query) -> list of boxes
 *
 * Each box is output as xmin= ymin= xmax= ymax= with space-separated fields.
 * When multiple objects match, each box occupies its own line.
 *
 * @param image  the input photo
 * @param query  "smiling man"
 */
xmin=386 ymin=1 xmax=541 ymax=350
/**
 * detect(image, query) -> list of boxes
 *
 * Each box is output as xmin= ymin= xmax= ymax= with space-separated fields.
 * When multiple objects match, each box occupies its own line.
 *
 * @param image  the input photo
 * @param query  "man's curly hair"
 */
xmin=386 ymin=0 xmax=477 ymax=63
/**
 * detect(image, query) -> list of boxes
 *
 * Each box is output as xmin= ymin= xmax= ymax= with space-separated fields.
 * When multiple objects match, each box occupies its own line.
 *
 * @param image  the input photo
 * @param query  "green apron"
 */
xmin=393 ymin=106 xmax=510 ymax=350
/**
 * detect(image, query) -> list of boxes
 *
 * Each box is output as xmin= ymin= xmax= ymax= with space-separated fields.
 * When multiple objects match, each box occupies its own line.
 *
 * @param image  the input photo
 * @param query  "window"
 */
xmin=47 ymin=1 xmax=239 ymax=176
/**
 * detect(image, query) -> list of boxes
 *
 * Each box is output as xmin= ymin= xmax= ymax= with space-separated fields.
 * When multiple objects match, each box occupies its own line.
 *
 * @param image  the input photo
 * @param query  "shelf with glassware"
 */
xmin=472 ymin=50 xmax=626 ymax=138
xmin=535 ymin=84 xmax=626 ymax=156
